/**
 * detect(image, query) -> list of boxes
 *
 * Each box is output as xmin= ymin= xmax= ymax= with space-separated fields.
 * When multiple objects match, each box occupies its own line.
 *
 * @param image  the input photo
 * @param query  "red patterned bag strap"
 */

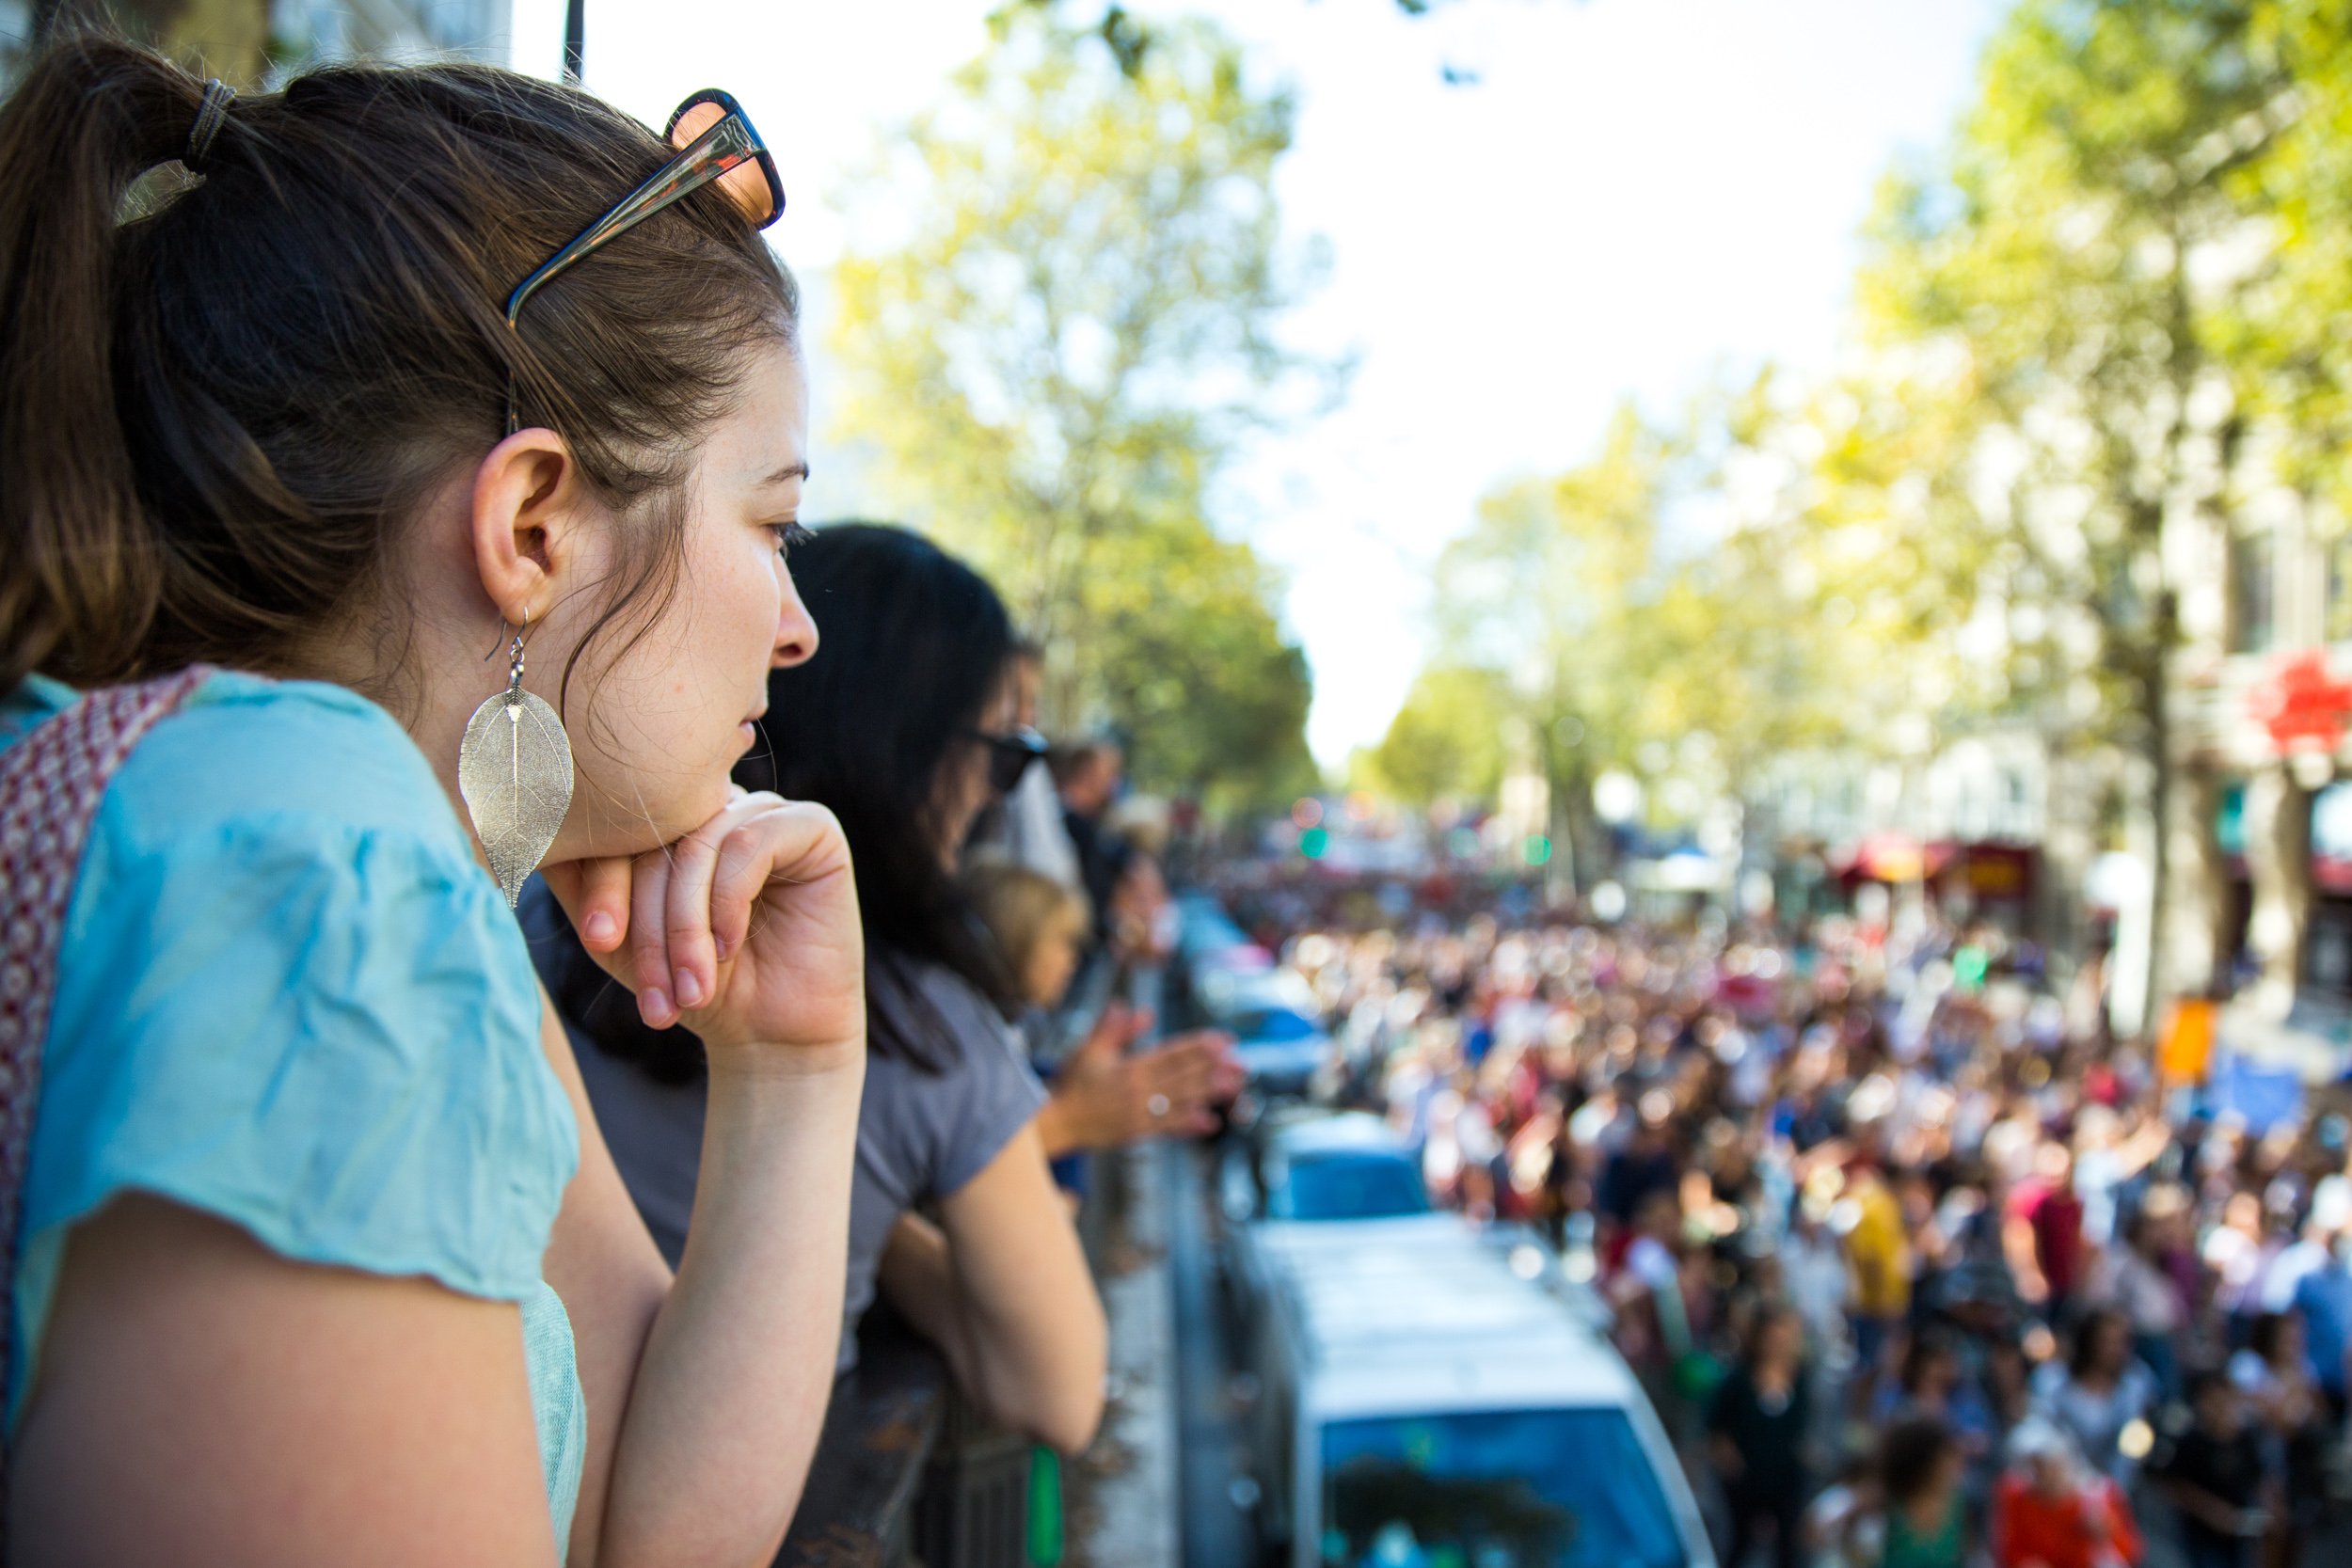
xmin=0 ymin=666 xmax=214 ymax=1504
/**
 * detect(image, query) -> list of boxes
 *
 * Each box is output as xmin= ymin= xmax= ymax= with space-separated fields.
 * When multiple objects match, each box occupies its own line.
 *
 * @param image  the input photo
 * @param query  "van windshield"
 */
xmin=1318 ymin=1407 xmax=1687 ymax=1568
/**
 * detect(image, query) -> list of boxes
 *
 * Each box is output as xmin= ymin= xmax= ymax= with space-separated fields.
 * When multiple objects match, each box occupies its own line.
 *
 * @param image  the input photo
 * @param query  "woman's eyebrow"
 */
xmin=757 ymin=460 xmax=811 ymax=487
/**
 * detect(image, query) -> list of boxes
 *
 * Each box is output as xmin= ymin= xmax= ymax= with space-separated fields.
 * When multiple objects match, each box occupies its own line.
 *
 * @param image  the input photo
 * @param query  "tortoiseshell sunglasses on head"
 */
xmin=502 ymin=87 xmax=785 ymax=433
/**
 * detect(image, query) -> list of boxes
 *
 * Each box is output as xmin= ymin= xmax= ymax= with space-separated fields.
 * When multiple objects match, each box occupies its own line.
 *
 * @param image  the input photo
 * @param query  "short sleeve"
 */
xmin=834 ymin=959 xmax=1049 ymax=1370
xmin=8 ymin=676 xmax=579 ymax=1428
xmin=919 ymin=973 xmax=1050 ymax=1198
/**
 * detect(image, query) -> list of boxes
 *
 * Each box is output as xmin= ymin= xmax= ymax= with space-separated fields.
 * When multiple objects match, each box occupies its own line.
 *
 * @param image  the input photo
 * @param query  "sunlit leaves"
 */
xmin=830 ymin=6 xmax=1327 ymax=806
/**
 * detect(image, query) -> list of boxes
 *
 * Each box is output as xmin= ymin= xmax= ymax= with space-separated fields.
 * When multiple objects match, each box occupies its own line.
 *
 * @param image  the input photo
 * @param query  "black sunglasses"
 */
xmin=969 ymin=726 xmax=1048 ymax=795
xmin=501 ymin=87 xmax=785 ymax=434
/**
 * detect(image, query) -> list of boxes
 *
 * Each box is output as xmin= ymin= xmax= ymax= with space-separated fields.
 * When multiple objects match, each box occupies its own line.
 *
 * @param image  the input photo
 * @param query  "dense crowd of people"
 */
xmin=1222 ymin=873 xmax=2352 ymax=1568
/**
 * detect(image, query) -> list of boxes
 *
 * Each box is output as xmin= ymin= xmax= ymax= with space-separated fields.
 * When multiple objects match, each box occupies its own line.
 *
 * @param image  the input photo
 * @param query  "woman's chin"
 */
xmin=558 ymin=776 xmax=739 ymax=862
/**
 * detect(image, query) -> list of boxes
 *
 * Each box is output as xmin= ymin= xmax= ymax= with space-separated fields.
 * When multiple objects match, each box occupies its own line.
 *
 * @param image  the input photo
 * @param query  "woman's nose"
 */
xmin=773 ymin=570 xmax=818 ymax=669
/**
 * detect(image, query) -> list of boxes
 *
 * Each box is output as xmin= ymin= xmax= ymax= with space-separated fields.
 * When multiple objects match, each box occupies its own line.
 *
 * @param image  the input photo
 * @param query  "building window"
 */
xmin=2233 ymin=531 xmax=2277 ymax=655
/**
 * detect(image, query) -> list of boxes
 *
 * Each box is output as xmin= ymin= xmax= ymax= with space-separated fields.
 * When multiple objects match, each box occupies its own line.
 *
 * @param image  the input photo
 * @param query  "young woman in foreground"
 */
xmin=0 ymin=37 xmax=861 ymax=1564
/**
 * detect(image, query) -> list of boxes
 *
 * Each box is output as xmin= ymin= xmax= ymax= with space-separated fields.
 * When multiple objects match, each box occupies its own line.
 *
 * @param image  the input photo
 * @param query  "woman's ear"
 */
xmin=469 ymin=427 xmax=583 ymax=624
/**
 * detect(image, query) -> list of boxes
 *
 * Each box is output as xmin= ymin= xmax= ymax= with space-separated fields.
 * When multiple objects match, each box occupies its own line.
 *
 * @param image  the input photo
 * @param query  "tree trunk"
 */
xmin=2242 ymin=765 xmax=2312 ymax=1019
xmin=2140 ymin=592 xmax=2180 ymax=1038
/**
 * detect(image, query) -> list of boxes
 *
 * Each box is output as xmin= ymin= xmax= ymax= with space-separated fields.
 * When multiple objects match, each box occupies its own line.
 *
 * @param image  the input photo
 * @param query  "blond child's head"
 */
xmin=966 ymin=863 xmax=1091 ymax=1008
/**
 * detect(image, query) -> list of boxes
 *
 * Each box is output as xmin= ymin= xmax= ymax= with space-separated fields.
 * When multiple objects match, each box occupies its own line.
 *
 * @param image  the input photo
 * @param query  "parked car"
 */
xmin=1196 ymin=967 xmax=1330 ymax=1097
xmin=1222 ymin=1109 xmax=1430 ymax=1226
xmin=1241 ymin=1219 xmax=1711 ymax=1568
xmin=1222 ymin=1110 xmax=1441 ymax=1319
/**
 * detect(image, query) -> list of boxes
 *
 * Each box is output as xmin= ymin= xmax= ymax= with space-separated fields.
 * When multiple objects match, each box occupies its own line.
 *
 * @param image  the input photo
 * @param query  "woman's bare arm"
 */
xmin=877 ymin=1124 xmax=1105 ymax=1453
xmin=540 ymin=793 xmax=866 ymax=1568
xmin=11 ymin=1195 xmax=558 ymax=1567
xmin=540 ymin=1006 xmax=862 ymax=1568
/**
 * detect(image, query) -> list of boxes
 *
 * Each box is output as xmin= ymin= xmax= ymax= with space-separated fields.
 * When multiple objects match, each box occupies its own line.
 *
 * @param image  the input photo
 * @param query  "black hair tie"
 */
xmin=184 ymin=78 xmax=234 ymax=175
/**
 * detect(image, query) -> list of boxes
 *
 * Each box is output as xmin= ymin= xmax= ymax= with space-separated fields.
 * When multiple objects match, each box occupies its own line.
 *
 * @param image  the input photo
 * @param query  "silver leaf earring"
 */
xmin=458 ymin=611 xmax=575 ymax=908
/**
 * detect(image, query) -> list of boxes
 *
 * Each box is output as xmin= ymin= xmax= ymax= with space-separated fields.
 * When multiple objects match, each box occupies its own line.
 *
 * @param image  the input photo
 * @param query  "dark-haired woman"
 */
xmin=564 ymin=523 xmax=1106 ymax=1452
xmin=2229 ymin=1311 xmax=2326 ymax=1568
xmin=0 ymin=37 xmax=863 ymax=1562
xmin=1880 ymin=1418 xmax=1969 ymax=1568
xmin=1708 ymin=1305 xmax=1813 ymax=1568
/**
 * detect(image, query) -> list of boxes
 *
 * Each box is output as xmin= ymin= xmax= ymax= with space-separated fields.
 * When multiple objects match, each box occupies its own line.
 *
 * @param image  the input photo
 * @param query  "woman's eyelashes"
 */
xmin=765 ymin=520 xmax=814 ymax=557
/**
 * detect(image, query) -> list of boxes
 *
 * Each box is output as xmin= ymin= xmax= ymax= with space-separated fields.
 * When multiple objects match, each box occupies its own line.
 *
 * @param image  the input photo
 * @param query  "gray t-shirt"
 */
xmin=842 ymin=954 xmax=1048 ymax=1370
xmin=544 ymin=920 xmax=1045 ymax=1371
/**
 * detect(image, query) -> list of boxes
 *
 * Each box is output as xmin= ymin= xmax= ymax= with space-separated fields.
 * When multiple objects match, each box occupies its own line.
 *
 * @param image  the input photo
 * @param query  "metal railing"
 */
xmin=776 ymin=962 xmax=1149 ymax=1567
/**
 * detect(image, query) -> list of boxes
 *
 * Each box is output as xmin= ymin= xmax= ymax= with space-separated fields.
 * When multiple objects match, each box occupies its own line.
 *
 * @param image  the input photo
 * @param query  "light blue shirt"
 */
xmin=2294 ymin=1255 xmax=2352 ymax=1398
xmin=1 ymin=671 xmax=584 ymax=1541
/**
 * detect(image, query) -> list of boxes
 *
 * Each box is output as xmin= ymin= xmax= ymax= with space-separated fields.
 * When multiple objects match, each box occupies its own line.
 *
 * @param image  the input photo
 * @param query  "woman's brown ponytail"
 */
xmin=0 ymin=38 xmax=213 ymax=690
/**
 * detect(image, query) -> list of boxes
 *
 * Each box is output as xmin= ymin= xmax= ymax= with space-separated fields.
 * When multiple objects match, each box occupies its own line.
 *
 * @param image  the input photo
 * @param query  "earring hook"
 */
xmin=483 ymin=607 xmax=534 ymax=661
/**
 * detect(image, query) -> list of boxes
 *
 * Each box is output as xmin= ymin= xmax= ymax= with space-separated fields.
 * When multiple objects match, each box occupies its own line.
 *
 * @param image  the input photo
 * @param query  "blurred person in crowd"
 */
xmin=1881 ymin=1418 xmax=1970 ymax=1568
xmin=1783 ymin=1196 xmax=1855 ymax=1364
xmin=2092 ymin=1190 xmax=2191 ymax=1396
xmin=2006 ymin=1140 xmax=2088 ymax=1316
xmin=1842 ymin=1149 xmax=1913 ymax=1418
xmin=1800 ymin=1451 xmax=1883 ymax=1568
xmin=2228 ymin=1312 xmax=2326 ymax=1568
xmin=2030 ymin=1308 xmax=2158 ymax=1487
xmin=559 ymin=523 xmax=1105 ymax=1454
xmin=1613 ymin=1187 xmax=1702 ymax=1425
xmin=2153 ymin=1369 xmax=2269 ymax=1568
xmin=2204 ymin=1192 xmax=2280 ymax=1330
xmin=1053 ymin=736 xmax=1127 ymax=941
xmin=2285 ymin=1210 xmax=2352 ymax=1421
xmin=1992 ymin=1419 xmax=2141 ymax=1568
xmin=989 ymin=640 xmax=1082 ymax=891
xmin=1709 ymin=1305 xmax=1816 ymax=1568
xmin=1600 ymin=1102 xmax=1684 ymax=1262
xmin=1883 ymin=1332 xmax=1997 ymax=1477
xmin=0 ymin=36 xmax=865 ymax=1559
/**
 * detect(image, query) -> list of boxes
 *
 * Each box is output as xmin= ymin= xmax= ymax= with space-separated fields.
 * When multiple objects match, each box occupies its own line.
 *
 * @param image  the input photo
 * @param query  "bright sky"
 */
xmin=517 ymin=0 xmax=2006 ymax=771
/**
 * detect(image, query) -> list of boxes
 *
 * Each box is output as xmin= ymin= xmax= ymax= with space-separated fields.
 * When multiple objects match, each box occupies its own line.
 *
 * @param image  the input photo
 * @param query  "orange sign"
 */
xmin=2158 ymin=998 xmax=2217 ymax=1084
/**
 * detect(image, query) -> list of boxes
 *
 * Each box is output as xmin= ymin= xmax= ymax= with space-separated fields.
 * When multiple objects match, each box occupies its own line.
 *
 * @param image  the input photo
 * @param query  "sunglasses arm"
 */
xmin=503 ymin=118 xmax=760 ymax=325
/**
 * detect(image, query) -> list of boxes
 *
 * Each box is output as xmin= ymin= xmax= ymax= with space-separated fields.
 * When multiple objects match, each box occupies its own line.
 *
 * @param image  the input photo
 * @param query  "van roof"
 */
xmin=1265 ymin=1110 xmax=1405 ymax=1159
xmin=1258 ymin=1217 xmax=1637 ymax=1418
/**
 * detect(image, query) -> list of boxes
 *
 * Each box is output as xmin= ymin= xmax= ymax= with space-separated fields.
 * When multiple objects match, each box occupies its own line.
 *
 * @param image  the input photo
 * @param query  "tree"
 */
xmin=2230 ymin=0 xmax=2352 ymax=517
xmin=1084 ymin=520 xmax=1319 ymax=805
xmin=1420 ymin=405 xmax=1674 ymax=883
xmin=1403 ymin=389 xmax=1899 ymax=882
xmin=828 ymin=4 xmax=1327 ymax=807
xmin=1854 ymin=0 xmax=2297 ymax=1025
xmin=1364 ymin=664 xmax=1513 ymax=806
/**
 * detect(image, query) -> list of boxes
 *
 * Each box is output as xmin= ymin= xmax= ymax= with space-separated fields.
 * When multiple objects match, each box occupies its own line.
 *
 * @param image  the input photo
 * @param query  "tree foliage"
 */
xmin=829 ymin=5 xmax=1325 ymax=806
xmin=1398 ymin=396 xmax=1891 ymax=875
xmin=1364 ymin=664 xmax=1513 ymax=806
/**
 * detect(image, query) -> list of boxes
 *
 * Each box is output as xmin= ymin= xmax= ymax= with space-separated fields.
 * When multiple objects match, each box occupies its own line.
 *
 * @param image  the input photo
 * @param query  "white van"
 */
xmin=1242 ymin=1219 xmax=1715 ymax=1568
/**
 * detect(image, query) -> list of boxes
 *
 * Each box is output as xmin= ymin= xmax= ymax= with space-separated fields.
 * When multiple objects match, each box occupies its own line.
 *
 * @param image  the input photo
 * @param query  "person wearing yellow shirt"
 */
xmin=1844 ymin=1160 xmax=1914 ymax=1420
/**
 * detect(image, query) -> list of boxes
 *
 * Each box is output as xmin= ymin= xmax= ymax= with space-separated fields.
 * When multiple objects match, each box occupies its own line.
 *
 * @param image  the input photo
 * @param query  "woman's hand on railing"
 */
xmin=1037 ymin=1003 xmax=1240 ymax=1155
